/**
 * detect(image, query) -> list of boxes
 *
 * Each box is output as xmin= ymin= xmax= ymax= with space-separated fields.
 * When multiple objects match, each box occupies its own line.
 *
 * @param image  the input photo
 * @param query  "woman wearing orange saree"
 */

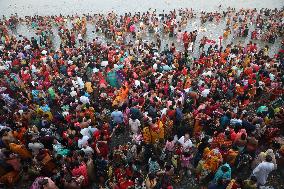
xmin=81 ymin=17 xmax=87 ymax=36
xmin=220 ymin=52 xmax=228 ymax=65
xmin=243 ymin=55 xmax=251 ymax=68
xmin=248 ymin=85 xmax=257 ymax=99
xmin=203 ymin=148 xmax=223 ymax=173
xmin=194 ymin=112 xmax=209 ymax=136
xmin=187 ymin=90 xmax=199 ymax=107
xmin=156 ymin=119 xmax=165 ymax=141
xmin=36 ymin=150 xmax=57 ymax=176
xmin=236 ymin=84 xmax=245 ymax=96
xmin=163 ymin=117 xmax=173 ymax=140
xmin=184 ymin=76 xmax=191 ymax=89
xmin=113 ymin=85 xmax=129 ymax=106
xmin=223 ymin=28 xmax=231 ymax=39
xmin=194 ymin=113 xmax=202 ymax=136
xmin=149 ymin=119 xmax=164 ymax=143
xmin=85 ymin=82 xmax=93 ymax=93
xmin=12 ymin=127 xmax=27 ymax=143
xmin=9 ymin=143 xmax=32 ymax=159
xmin=120 ymin=85 xmax=129 ymax=101
xmin=84 ymin=106 xmax=95 ymax=123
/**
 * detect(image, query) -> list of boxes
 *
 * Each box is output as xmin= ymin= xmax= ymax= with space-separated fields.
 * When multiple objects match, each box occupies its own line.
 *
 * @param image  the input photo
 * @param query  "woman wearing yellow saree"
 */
xmin=149 ymin=119 xmax=160 ymax=143
xmin=197 ymin=148 xmax=223 ymax=188
xmin=142 ymin=126 xmax=151 ymax=144
xmin=85 ymin=82 xmax=93 ymax=93
xmin=150 ymin=119 xmax=164 ymax=143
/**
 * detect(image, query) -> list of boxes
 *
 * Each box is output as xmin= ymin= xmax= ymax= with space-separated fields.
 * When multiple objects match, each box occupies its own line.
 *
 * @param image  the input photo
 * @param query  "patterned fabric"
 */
xmin=213 ymin=163 xmax=231 ymax=183
xmin=30 ymin=177 xmax=44 ymax=189
xmin=71 ymin=163 xmax=89 ymax=186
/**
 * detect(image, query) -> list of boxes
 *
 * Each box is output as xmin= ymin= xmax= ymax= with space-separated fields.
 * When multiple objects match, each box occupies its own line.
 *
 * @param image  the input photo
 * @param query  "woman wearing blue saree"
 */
xmin=213 ymin=163 xmax=231 ymax=184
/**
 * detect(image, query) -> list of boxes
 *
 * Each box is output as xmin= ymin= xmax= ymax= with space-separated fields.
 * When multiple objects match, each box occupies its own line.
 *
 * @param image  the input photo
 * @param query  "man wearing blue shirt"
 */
xmin=111 ymin=107 xmax=124 ymax=125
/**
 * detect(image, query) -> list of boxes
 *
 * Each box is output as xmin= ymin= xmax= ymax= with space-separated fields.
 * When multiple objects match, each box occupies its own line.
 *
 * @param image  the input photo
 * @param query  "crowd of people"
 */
xmin=0 ymin=6 xmax=284 ymax=189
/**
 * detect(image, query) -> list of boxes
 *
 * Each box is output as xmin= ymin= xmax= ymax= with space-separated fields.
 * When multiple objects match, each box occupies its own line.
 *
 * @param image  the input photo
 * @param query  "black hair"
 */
xmin=250 ymin=175 xmax=257 ymax=182
xmin=148 ymin=173 xmax=156 ymax=180
xmin=265 ymin=155 xmax=273 ymax=162
xmin=221 ymin=165 xmax=229 ymax=173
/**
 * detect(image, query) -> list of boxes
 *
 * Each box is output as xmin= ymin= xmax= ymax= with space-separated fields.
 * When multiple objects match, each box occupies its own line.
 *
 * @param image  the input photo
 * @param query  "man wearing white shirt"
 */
xmin=178 ymin=133 xmax=193 ymax=152
xmin=82 ymin=145 xmax=94 ymax=156
xmin=77 ymin=77 xmax=84 ymax=89
xmin=78 ymin=33 xmax=83 ymax=43
xmin=230 ymin=118 xmax=242 ymax=126
xmin=129 ymin=118 xmax=141 ymax=135
xmin=80 ymin=95 xmax=90 ymax=104
xmin=28 ymin=140 xmax=44 ymax=155
xmin=78 ymin=135 xmax=90 ymax=148
xmin=70 ymin=88 xmax=77 ymax=97
xmin=80 ymin=127 xmax=92 ymax=138
xmin=252 ymin=155 xmax=276 ymax=185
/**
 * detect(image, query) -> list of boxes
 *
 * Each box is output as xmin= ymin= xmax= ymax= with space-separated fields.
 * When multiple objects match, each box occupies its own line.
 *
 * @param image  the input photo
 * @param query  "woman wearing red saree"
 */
xmin=71 ymin=161 xmax=89 ymax=186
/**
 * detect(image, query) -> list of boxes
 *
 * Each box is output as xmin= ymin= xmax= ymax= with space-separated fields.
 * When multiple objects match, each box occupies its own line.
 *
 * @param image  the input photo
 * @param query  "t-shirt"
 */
xmin=81 ymin=146 xmax=94 ymax=156
xmin=48 ymin=87 xmax=55 ymax=100
xmin=78 ymin=136 xmax=90 ymax=148
xmin=80 ymin=96 xmax=90 ymax=104
xmin=111 ymin=110 xmax=123 ymax=124
xmin=129 ymin=119 xmax=141 ymax=134
xmin=178 ymin=136 xmax=193 ymax=152
xmin=70 ymin=90 xmax=77 ymax=97
xmin=28 ymin=142 xmax=44 ymax=155
xmin=176 ymin=108 xmax=183 ymax=121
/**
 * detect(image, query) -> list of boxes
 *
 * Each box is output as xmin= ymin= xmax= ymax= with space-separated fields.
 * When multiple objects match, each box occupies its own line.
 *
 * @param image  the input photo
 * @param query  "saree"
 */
xmin=142 ymin=127 xmax=151 ymax=144
xmin=0 ymin=170 xmax=19 ymax=187
xmin=203 ymin=148 xmax=223 ymax=173
xmin=113 ymin=86 xmax=129 ymax=106
xmin=41 ymin=153 xmax=57 ymax=175
xmin=30 ymin=177 xmax=44 ymax=189
xmin=71 ymin=163 xmax=89 ymax=186
xmin=107 ymin=71 xmax=118 ymax=88
xmin=213 ymin=163 xmax=231 ymax=183
xmin=9 ymin=143 xmax=32 ymax=159
xmin=85 ymin=82 xmax=93 ymax=93
xmin=193 ymin=114 xmax=202 ymax=136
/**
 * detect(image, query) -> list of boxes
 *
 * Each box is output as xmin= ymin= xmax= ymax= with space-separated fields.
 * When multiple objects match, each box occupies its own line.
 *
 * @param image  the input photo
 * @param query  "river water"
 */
xmin=1 ymin=0 xmax=283 ymax=56
xmin=0 ymin=0 xmax=283 ymax=16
